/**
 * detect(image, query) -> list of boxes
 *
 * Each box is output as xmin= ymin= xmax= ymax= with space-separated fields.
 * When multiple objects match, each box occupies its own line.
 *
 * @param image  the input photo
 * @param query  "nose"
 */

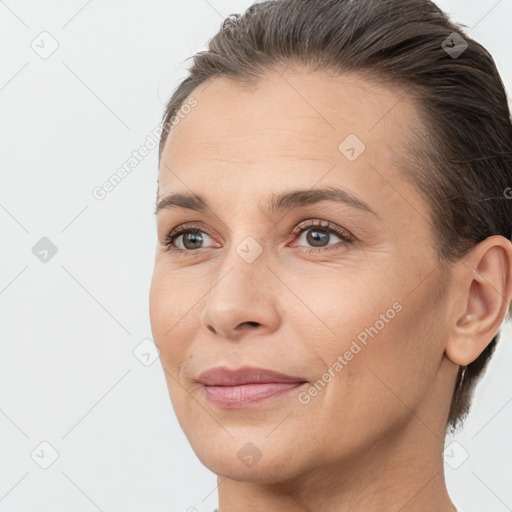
xmin=200 ymin=256 xmax=281 ymax=341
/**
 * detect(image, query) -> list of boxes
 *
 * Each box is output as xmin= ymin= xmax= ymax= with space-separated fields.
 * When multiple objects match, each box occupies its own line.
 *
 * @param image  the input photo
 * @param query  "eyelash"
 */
xmin=163 ymin=220 xmax=355 ymax=256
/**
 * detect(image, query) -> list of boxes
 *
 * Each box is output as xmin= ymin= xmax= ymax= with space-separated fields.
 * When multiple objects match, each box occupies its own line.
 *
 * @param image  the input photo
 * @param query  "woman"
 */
xmin=149 ymin=0 xmax=512 ymax=510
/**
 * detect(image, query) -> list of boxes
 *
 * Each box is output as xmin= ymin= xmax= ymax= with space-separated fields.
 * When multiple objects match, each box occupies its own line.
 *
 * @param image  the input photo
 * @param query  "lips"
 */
xmin=196 ymin=366 xmax=308 ymax=408
xmin=196 ymin=365 xmax=307 ymax=386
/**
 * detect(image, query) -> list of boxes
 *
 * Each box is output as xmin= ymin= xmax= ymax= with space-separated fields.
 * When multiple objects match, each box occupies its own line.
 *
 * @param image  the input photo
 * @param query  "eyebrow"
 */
xmin=155 ymin=186 xmax=378 ymax=217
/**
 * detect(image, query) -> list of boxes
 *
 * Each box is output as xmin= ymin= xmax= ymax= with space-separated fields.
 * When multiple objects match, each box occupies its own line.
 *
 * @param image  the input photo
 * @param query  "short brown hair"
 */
xmin=159 ymin=0 xmax=512 ymax=433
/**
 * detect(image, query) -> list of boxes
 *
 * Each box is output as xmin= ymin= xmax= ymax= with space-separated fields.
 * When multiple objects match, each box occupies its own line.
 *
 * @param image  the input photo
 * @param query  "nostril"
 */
xmin=242 ymin=321 xmax=260 ymax=328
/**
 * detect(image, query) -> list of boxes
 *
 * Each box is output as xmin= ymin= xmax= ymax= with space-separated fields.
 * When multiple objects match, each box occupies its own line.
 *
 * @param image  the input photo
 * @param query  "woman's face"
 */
xmin=150 ymin=69 xmax=456 ymax=482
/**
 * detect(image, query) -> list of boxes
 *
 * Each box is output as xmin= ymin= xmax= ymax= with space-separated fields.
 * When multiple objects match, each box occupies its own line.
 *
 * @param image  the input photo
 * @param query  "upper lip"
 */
xmin=196 ymin=366 xmax=307 ymax=386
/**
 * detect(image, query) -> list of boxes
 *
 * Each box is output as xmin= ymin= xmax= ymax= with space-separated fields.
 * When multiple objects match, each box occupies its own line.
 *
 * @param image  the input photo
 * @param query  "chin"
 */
xmin=190 ymin=435 xmax=304 ymax=482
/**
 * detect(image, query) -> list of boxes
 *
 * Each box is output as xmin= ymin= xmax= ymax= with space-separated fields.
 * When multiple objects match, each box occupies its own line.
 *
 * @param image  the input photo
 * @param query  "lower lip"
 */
xmin=202 ymin=382 xmax=306 ymax=408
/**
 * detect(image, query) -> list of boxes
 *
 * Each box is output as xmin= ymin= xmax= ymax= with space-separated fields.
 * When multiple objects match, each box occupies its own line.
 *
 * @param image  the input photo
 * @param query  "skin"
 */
xmin=149 ymin=66 xmax=512 ymax=512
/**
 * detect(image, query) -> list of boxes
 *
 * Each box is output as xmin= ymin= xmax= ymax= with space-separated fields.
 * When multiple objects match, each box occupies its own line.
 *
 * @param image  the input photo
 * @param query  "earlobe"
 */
xmin=444 ymin=312 xmax=481 ymax=367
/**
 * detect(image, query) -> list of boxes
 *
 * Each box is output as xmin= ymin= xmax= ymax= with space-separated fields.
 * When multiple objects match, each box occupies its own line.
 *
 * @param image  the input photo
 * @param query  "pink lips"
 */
xmin=197 ymin=366 xmax=307 ymax=408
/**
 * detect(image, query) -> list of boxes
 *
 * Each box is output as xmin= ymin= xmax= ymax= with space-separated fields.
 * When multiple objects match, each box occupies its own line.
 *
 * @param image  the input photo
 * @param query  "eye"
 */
xmin=163 ymin=223 xmax=219 ymax=254
xmin=290 ymin=220 xmax=355 ymax=253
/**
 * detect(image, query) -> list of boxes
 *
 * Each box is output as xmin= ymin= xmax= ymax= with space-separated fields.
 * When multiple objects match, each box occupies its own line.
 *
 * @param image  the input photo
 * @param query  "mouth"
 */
xmin=201 ymin=381 xmax=307 ymax=408
xmin=196 ymin=365 xmax=308 ymax=408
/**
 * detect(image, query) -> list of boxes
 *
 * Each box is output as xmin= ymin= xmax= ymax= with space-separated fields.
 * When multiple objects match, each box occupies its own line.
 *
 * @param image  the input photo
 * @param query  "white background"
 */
xmin=0 ymin=1 xmax=511 ymax=511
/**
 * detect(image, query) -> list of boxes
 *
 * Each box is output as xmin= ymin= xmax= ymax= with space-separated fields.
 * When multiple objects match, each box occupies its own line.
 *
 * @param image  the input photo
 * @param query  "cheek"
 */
xmin=149 ymin=268 xmax=195 ymax=369
xmin=149 ymin=272 xmax=200 ymax=429
xmin=290 ymin=272 xmax=437 ymax=432
xmin=283 ymin=266 xmax=404 ymax=358
xmin=294 ymin=325 xmax=418 ymax=467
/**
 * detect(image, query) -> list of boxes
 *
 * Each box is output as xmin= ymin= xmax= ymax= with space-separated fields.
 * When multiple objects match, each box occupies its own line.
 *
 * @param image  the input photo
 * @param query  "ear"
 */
xmin=445 ymin=235 xmax=512 ymax=367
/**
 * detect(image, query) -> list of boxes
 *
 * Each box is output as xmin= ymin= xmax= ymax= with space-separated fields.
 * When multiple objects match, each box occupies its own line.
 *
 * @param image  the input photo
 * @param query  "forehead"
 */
xmin=158 ymin=69 xmax=429 ymax=223
xmin=162 ymin=70 xmax=416 ymax=155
